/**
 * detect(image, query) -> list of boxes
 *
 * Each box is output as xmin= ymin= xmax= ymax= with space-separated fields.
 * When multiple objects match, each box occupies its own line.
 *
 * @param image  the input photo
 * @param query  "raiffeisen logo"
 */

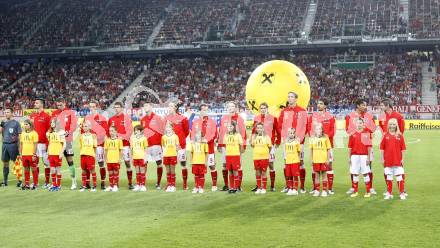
xmin=409 ymin=123 xmax=440 ymax=129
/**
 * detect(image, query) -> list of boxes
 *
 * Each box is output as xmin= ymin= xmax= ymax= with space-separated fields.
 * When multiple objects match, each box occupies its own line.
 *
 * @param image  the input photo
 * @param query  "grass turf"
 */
xmin=0 ymin=130 xmax=439 ymax=247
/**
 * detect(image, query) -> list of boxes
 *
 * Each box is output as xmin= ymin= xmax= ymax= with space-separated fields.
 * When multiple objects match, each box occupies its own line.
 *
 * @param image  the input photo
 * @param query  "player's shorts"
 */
xmin=80 ymin=155 xmax=95 ymax=170
xmin=177 ymin=149 xmax=186 ymax=162
xmin=146 ymin=145 xmax=162 ymax=162
xmin=313 ymin=163 xmax=329 ymax=172
xmin=63 ymin=141 xmax=74 ymax=157
xmin=48 ymin=155 xmax=62 ymax=167
xmin=122 ymin=146 xmax=131 ymax=161
xmin=350 ymin=155 xmax=370 ymax=174
xmin=1 ymin=142 xmax=19 ymax=162
xmin=254 ymin=159 xmax=269 ymax=171
xmin=384 ymin=166 xmax=404 ymax=176
xmin=36 ymin=143 xmax=47 ymax=158
xmin=285 ymin=163 xmax=301 ymax=177
xmin=96 ymin=146 xmax=104 ymax=163
xmin=192 ymin=164 xmax=207 ymax=175
xmin=225 ymin=156 xmax=241 ymax=171
xmin=133 ymin=159 xmax=145 ymax=167
xmin=21 ymin=155 xmax=37 ymax=168
xmin=107 ymin=163 xmax=120 ymax=171
xmin=269 ymin=146 xmax=276 ymax=163
xmin=163 ymin=156 xmax=177 ymax=166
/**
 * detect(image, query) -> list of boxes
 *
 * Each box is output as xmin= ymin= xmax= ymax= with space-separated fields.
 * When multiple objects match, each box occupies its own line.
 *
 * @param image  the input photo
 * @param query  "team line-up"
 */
xmin=1 ymin=92 xmax=407 ymax=200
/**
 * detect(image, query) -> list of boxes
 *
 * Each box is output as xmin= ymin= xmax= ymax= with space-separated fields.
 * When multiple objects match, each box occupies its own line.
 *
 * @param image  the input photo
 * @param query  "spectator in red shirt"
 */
xmin=140 ymin=102 xmax=165 ymax=189
xmin=108 ymin=102 xmax=134 ymax=189
xmin=278 ymin=92 xmax=308 ymax=193
xmin=29 ymin=98 xmax=51 ymax=188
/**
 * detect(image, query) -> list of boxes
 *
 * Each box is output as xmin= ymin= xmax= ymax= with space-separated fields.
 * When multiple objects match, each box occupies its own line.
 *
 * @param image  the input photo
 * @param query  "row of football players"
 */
xmin=19 ymin=94 xmax=406 ymax=199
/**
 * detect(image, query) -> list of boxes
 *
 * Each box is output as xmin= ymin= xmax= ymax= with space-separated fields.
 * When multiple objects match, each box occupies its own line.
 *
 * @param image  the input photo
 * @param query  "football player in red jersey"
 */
xmin=164 ymin=102 xmax=190 ymax=190
xmin=278 ymin=92 xmax=308 ymax=193
xmin=108 ymin=102 xmax=133 ymax=189
xmin=29 ymin=98 xmax=51 ymax=188
xmin=250 ymin=102 xmax=280 ymax=192
xmin=217 ymin=101 xmax=246 ymax=191
xmin=308 ymin=98 xmax=336 ymax=194
xmin=83 ymin=100 xmax=109 ymax=190
xmin=190 ymin=104 xmax=218 ymax=191
xmin=51 ymin=99 xmax=78 ymax=190
xmin=345 ymin=99 xmax=377 ymax=195
xmin=140 ymin=102 xmax=165 ymax=190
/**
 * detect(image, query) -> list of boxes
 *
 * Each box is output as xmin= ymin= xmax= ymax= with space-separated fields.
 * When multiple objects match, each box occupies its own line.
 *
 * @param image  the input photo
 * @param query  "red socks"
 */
xmin=211 ymin=170 xmax=217 ymax=187
xmin=32 ymin=169 xmax=38 ymax=186
xmin=24 ymin=169 xmax=30 ymax=186
xmin=228 ymin=173 xmax=234 ymax=189
xmin=56 ymin=174 xmax=62 ymax=187
xmin=82 ymin=172 xmax=87 ymax=187
xmin=386 ymin=180 xmax=393 ymax=193
xmin=293 ymin=176 xmax=299 ymax=190
xmin=157 ymin=167 xmax=163 ymax=185
xmin=127 ymin=170 xmax=133 ymax=186
xmin=182 ymin=168 xmax=188 ymax=189
xmin=45 ymin=168 xmax=50 ymax=184
xmin=287 ymin=176 xmax=293 ymax=189
xmin=223 ymin=169 xmax=229 ymax=187
xmin=368 ymin=172 xmax=374 ymax=189
xmin=256 ymin=175 xmax=261 ymax=189
xmin=51 ymin=173 xmax=57 ymax=186
xmin=312 ymin=172 xmax=317 ymax=190
xmin=299 ymin=168 xmax=306 ymax=190
xmin=262 ymin=177 xmax=267 ymax=190
xmin=100 ymin=167 xmax=106 ymax=181
xmin=398 ymin=180 xmax=405 ymax=194
xmin=91 ymin=172 xmax=97 ymax=187
xmin=238 ymin=169 xmax=243 ymax=189
xmin=327 ymin=173 xmax=334 ymax=190
xmin=269 ymin=170 xmax=275 ymax=188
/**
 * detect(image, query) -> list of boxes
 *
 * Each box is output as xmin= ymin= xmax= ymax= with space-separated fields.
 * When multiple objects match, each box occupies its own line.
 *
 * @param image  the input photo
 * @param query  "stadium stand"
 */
xmin=310 ymin=0 xmax=407 ymax=40
xmin=409 ymin=0 xmax=440 ymax=39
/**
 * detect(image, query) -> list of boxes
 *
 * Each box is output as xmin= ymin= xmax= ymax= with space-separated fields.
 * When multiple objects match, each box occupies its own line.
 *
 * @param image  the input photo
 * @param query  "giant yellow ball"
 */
xmin=245 ymin=60 xmax=310 ymax=117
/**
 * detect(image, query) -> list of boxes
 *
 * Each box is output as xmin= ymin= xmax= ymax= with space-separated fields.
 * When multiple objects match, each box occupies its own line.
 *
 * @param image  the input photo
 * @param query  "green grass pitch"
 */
xmin=0 ymin=130 xmax=439 ymax=247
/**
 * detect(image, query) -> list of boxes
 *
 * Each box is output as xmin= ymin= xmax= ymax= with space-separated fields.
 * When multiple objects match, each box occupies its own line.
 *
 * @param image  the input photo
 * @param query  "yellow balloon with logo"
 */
xmin=245 ymin=60 xmax=310 ymax=117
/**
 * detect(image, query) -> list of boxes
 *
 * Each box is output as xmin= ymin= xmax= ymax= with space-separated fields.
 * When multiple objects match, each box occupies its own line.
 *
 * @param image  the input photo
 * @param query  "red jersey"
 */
xmin=348 ymin=130 xmax=372 ymax=155
xmin=51 ymin=108 xmax=77 ymax=142
xmin=277 ymin=105 xmax=308 ymax=143
xmin=191 ymin=116 xmax=218 ymax=154
xmin=164 ymin=113 xmax=189 ymax=149
xmin=108 ymin=113 xmax=132 ymax=146
xmin=140 ymin=112 xmax=164 ymax=147
xmin=29 ymin=110 xmax=51 ymax=144
xmin=252 ymin=113 xmax=280 ymax=145
xmin=308 ymin=111 xmax=335 ymax=146
xmin=217 ymin=113 xmax=247 ymax=149
xmin=345 ymin=111 xmax=376 ymax=135
xmin=379 ymin=111 xmax=405 ymax=134
xmin=83 ymin=113 xmax=108 ymax=146
xmin=380 ymin=132 xmax=406 ymax=167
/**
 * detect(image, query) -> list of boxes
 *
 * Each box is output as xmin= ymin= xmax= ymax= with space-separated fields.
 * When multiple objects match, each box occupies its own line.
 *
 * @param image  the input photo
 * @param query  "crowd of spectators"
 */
xmin=1 ymin=60 xmax=144 ymax=111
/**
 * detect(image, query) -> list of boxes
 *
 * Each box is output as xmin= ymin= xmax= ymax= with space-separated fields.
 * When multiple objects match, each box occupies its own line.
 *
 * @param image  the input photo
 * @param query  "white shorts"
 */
xmin=177 ymin=148 xmax=186 ymax=162
xmin=146 ymin=145 xmax=163 ymax=162
xmin=207 ymin=153 xmax=215 ymax=167
xmin=384 ymin=166 xmax=404 ymax=176
xmin=96 ymin=146 xmax=104 ymax=163
xmin=122 ymin=146 xmax=131 ymax=161
xmin=269 ymin=146 xmax=276 ymax=163
xmin=350 ymin=155 xmax=371 ymax=175
xmin=36 ymin=143 xmax=47 ymax=158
